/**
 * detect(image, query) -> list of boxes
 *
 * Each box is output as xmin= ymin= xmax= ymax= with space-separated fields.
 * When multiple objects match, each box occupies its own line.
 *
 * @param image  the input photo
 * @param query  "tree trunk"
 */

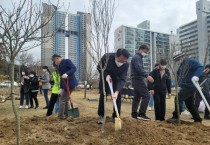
xmin=175 ymin=79 xmax=181 ymax=124
xmin=84 ymin=81 xmax=87 ymax=99
xmin=10 ymin=60 xmax=20 ymax=145
xmin=101 ymin=71 xmax=107 ymax=133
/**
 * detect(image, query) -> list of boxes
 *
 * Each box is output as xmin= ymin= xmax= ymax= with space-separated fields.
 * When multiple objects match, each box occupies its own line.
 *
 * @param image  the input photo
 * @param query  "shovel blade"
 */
xmin=68 ymin=108 xmax=80 ymax=118
xmin=115 ymin=118 xmax=122 ymax=131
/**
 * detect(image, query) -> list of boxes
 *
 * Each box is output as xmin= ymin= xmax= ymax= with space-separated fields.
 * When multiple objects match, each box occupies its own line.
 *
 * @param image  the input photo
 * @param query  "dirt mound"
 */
xmin=1 ymin=116 xmax=210 ymax=145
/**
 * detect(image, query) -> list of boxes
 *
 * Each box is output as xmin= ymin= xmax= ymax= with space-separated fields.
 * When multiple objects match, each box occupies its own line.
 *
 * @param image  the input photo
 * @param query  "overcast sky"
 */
xmin=2 ymin=0 xmax=198 ymax=60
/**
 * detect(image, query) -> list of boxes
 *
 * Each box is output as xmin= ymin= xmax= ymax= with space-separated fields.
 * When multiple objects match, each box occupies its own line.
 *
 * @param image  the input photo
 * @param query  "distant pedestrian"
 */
xmin=40 ymin=66 xmax=51 ymax=109
xmin=131 ymin=44 xmax=154 ymax=121
xmin=28 ymin=71 xmax=39 ymax=109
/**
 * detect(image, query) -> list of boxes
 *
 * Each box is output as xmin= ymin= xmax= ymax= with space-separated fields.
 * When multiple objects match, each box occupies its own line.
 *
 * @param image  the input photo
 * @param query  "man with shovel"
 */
xmin=167 ymin=51 xmax=203 ymax=123
xmin=51 ymin=54 xmax=78 ymax=119
xmin=97 ymin=48 xmax=130 ymax=124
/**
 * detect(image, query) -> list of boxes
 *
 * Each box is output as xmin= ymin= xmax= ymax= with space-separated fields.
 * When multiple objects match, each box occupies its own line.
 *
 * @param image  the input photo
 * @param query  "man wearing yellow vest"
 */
xmin=46 ymin=63 xmax=60 ymax=119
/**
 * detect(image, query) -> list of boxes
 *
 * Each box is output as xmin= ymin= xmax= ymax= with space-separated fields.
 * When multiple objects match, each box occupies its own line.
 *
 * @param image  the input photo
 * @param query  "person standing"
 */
xmin=19 ymin=70 xmax=30 ymax=109
xmin=40 ymin=66 xmax=51 ymax=109
xmin=46 ymin=63 xmax=60 ymax=119
xmin=168 ymin=51 xmax=203 ymax=123
xmin=97 ymin=48 xmax=130 ymax=124
xmin=28 ymin=71 xmax=39 ymax=109
xmin=131 ymin=44 xmax=154 ymax=121
xmin=149 ymin=59 xmax=171 ymax=121
xmin=51 ymin=54 xmax=78 ymax=120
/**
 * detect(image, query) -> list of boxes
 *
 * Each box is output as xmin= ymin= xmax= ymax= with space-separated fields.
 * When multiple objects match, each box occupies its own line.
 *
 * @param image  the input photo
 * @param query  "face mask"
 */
xmin=160 ymin=65 xmax=166 ymax=69
xmin=141 ymin=52 xmax=147 ymax=56
xmin=22 ymin=72 xmax=25 ymax=75
xmin=115 ymin=59 xmax=124 ymax=67
xmin=29 ymin=74 xmax=34 ymax=78
xmin=42 ymin=69 xmax=47 ymax=72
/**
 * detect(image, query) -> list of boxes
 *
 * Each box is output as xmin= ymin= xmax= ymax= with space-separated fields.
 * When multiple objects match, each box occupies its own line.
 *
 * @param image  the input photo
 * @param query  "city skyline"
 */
xmin=1 ymin=0 xmax=198 ymax=59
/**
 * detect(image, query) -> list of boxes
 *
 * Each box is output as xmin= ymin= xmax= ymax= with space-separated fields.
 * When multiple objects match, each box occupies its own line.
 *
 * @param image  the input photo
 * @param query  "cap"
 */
xmin=173 ymin=51 xmax=185 ymax=60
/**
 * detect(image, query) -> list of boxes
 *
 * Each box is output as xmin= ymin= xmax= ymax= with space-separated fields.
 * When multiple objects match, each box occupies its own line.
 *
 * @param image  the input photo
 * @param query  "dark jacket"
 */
xmin=130 ymin=53 xmax=148 ymax=80
xmin=149 ymin=68 xmax=171 ymax=93
xmin=177 ymin=58 xmax=204 ymax=89
xmin=20 ymin=77 xmax=30 ymax=94
xmin=97 ymin=53 xmax=129 ymax=93
xmin=199 ymin=72 xmax=210 ymax=98
xmin=58 ymin=59 xmax=78 ymax=90
xmin=29 ymin=76 xmax=39 ymax=92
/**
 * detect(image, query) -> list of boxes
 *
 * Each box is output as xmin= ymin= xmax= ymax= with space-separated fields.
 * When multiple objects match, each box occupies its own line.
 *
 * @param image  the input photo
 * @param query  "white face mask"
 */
xmin=141 ymin=52 xmax=147 ymax=56
xmin=42 ymin=69 xmax=47 ymax=72
xmin=115 ymin=59 xmax=124 ymax=67
xmin=160 ymin=65 xmax=166 ymax=69
xmin=22 ymin=72 xmax=25 ymax=75
xmin=29 ymin=74 xmax=34 ymax=78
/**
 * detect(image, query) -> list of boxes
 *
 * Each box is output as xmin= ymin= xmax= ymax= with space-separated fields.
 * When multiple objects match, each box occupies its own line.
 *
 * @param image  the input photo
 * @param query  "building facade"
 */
xmin=114 ymin=21 xmax=173 ymax=72
xmin=177 ymin=0 xmax=210 ymax=64
xmin=68 ymin=12 xmax=91 ymax=81
xmin=41 ymin=3 xmax=65 ymax=66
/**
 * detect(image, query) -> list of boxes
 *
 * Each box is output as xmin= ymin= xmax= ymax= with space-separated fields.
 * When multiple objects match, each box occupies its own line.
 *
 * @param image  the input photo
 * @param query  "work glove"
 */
xmin=191 ymin=76 xmax=199 ymax=82
xmin=106 ymin=75 xmax=112 ymax=82
xmin=62 ymin=74 xmax=68 ymax=79
xmin=58 ymin=89 xmax=63 ymax=96
xmin=178 ymin=87 xmax=182 ymax=93
xmin=112 ymin=91 xmax=119 ymax=100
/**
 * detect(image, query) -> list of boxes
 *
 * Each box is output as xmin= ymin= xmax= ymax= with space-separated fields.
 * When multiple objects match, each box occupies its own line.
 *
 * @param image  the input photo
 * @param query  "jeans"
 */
xmin=54 ymin=99 xmax=59 ymax=113
xmin=43 ymin=89 xmax=49 ymax=107
xmin=20 ymin=91 xmax=29 ymax=106
xmin=148 ymin=93 xmax=154 ymax=108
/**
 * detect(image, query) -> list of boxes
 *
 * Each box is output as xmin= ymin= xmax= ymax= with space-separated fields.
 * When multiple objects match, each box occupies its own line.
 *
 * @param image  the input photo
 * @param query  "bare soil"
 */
xmin=1 ymin=88 xmax=210 ymax=145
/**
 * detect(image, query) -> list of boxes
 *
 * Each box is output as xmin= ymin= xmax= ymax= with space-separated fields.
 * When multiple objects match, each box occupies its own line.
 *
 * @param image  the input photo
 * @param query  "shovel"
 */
xmin=192 ymin=79 xmax=210 ymax=111
xmin=106 ymin=75 xmax=122 ymax=131
xmin=62 ymin=78 xmax=80 ymax=118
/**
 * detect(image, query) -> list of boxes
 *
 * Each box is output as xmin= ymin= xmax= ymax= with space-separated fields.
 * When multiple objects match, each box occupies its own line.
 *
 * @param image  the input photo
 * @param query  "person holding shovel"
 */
xmin=167 ymin=51 xmax=203 ymax=123
xmin=51 ymin=54 xmax=78 ymax=120
xmin=97 ymin=48 xmax=130 ymax=124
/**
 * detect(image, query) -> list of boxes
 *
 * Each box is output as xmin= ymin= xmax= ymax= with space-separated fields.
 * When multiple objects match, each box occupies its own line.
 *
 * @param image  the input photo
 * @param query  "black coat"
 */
xmin=29 ymin=76 xmax=39 ymax=91
xmin=149 ymin=68 xmax=171 ymax=93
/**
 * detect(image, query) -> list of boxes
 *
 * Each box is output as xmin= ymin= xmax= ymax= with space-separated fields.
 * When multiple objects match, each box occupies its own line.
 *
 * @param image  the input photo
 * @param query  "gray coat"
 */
xmin=41 ymin=72 xmax=51 ymax=89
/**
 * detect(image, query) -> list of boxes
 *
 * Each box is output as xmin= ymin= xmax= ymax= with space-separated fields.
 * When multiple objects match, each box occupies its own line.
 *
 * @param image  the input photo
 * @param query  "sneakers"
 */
xmin=167 ymin=117 xmax=179 ymax=124
xmin=97 ymin=116 xmax=104 ymax=124
xmin=204 ymin=115 xmax=210 ymax=120
xmin=25 ymin=105 xmax=29 ymax=109
xmin=34 ymin=106 xmax=39 ymax=109
xmin=19 ymin=106 xmax=23 ymax=109
xmin=137 ymin=114 xmax=151 ymax=121
xmin=181 ymin=110 xmax=190 ymax=115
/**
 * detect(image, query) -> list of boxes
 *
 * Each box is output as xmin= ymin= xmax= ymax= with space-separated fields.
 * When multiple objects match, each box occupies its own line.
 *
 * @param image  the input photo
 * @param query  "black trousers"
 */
xmin=195 ymin=92 xmax=210 ymax=117
xmin=98 ymin=93 xmax=122 ymax=118
xmin=173 ymin=87 xmax=202 ymax=122
xmin=131 ymin=79 xmax=150 ymax=117
xmin=46 ymin=93 xmax=59 ymax=116
xmin=29 ymin=91 xmax=39 ymax=107
xmin=154 ymin=91 xmax=166 ymax=121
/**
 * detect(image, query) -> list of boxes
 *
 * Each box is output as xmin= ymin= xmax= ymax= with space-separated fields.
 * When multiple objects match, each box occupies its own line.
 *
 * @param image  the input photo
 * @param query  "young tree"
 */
xmin=88 ymin=0 xmax=116 ymax=132
xmin=0 ymin=0 xmax=68 ymax=144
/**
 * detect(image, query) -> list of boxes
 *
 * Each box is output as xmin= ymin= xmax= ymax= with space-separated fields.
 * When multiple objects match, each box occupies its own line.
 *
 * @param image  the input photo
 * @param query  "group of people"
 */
xmin=97 ymin=44 xmax=210 ymax=124
xmin=18 ymin=44 xmax=210 ymax=123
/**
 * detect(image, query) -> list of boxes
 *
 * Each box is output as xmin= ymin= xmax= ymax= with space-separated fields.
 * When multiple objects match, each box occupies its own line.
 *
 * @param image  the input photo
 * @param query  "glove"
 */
xmin=58 ymin=89 xmax=63 ymax=96
xmin=112 ymin=91 xmax=119 ymax=99
xmin=106 ymin=75 xmax=112 ymax=82
xmin=62 ymin=74 xmax=68 ymax=79
xmin=191 ymin=76 xmax=199 ymax=82
xmin=178 ymin=87 xmax=182 ymax=93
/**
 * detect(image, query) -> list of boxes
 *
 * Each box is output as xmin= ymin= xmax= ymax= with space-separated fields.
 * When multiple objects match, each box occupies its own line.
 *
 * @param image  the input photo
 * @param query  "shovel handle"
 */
xmin=192 ymin=80 xmax=210 ymax=111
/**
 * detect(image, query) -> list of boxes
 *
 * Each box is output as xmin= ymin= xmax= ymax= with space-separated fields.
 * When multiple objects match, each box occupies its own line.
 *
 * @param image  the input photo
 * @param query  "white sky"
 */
xmin=1 ymin=0 xmax=198 ymax=60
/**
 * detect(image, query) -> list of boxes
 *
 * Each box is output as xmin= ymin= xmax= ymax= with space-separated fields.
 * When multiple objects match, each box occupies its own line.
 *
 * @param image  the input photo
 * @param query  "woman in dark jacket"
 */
xmin=29 ymin=71 xmax=39 ymax=109
xmin=150 ymin=59 xmax=171 ymax=121
xmin=19 ymin=69 xmax=30 ymax=109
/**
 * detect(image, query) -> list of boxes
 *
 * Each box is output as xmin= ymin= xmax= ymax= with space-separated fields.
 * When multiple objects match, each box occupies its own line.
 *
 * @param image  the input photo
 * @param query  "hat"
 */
xmin=173 ymin=51 xmax=185 ymax=60
xmin=51 ymin=54 xmax=61 ymax=60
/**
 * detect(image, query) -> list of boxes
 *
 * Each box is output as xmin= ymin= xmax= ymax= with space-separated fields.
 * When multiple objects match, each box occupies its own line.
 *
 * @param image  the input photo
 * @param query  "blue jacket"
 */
xmin=178 ymin=58 xmax=204 ymax=89
xmin=58 ymin=59 xmax=78 ymax=90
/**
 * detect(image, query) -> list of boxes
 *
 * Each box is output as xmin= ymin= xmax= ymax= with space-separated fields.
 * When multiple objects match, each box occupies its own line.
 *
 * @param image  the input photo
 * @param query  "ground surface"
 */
xmin=1 ymin=88 xmax=210 ymax=145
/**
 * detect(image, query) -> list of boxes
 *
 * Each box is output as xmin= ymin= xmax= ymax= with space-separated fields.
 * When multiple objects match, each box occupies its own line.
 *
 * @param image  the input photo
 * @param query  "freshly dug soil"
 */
xmin=1 ymin=115 xmax=210 ymax=145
